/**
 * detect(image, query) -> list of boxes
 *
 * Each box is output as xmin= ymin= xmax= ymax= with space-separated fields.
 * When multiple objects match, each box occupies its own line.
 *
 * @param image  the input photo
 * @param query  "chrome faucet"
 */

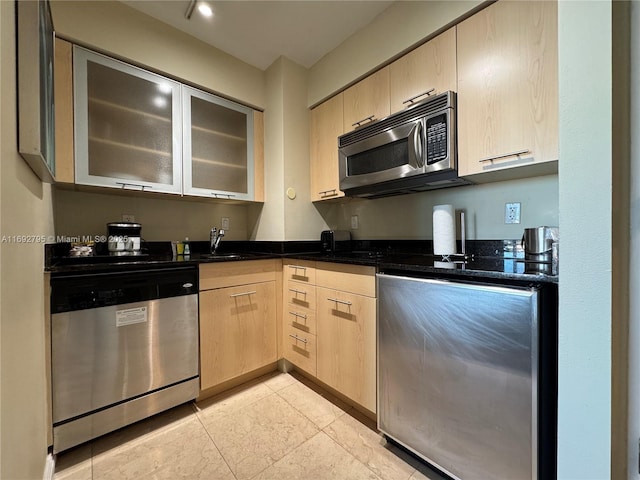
xmin=210 ymin=227 xmax=225 ymax=254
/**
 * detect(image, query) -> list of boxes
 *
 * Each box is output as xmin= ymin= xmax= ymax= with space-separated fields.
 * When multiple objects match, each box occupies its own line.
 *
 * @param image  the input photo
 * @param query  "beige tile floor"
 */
xmin=54 ymin=371 xmax=447 ymax=480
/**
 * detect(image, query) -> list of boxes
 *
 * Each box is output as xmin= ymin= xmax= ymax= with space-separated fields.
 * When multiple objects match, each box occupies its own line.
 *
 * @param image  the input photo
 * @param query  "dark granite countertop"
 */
xmin=45 ymin=240 xmax=558 ymax=284
xmin=291 ymin=252 xmax=556 ymax=284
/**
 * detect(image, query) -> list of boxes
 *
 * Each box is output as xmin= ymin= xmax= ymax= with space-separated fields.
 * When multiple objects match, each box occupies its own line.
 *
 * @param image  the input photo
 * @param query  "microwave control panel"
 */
xmin=425 ymin=113 xmax=448 ymax=165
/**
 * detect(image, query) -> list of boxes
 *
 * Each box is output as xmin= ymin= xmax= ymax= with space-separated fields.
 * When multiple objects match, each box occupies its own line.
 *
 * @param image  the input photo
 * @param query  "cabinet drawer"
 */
xmin=200 ymin=259 xmax=278 ymax=291
xmin=283 ymin=260 xmax=316 ymax=284
xmin=285 ymin=308 xmax=317 ymax=335
xmin=316 ymin=263 xmax=376 ymax=297
xmin=285 ymin=281 xmax=316 ymax=311
xmin=285 ymin=325 xmax=316 ymax=376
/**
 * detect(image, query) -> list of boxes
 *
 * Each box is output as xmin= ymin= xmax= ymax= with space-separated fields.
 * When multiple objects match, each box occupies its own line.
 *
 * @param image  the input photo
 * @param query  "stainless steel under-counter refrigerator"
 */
xmin=377 ymin=273 xmax=557 ymax=480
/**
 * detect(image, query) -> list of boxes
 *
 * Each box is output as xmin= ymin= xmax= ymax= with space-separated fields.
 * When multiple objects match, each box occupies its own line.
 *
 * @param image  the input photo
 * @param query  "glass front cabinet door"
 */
xmin=182 ymin=86 xmax=255 ymax=200
xmin=73 ymin=47 xmax=183 ymax=194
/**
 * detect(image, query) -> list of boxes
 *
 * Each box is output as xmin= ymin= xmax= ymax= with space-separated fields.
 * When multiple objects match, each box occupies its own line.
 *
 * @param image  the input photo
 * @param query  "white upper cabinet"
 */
xmin=73 ymin=47 xmax=183 ymax=194
xmin=182 ymin=86 xmax=255 ymax=200
xmin=72 ymin=46 xmax=262 ymax=201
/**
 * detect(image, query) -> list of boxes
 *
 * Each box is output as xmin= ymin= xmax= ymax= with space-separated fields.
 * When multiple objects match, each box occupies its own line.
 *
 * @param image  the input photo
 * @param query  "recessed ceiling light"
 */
xmin=198 ymin=3 xmax=213 ymax=18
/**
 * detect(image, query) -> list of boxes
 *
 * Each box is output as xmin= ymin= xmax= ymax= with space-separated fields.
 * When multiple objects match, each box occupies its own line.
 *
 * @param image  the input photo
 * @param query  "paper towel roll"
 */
xmin=433 ymin=204 xmax=456 ymax=255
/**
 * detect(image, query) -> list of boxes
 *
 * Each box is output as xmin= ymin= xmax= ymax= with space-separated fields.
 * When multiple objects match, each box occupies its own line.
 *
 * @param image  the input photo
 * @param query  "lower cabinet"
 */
xmin=199 ymin=260 xmax=278 ymax=393
xmin=316 ymin=287 xmax=377 ymax=413
xmin=282 ymin=261 xmax=377 ymax=414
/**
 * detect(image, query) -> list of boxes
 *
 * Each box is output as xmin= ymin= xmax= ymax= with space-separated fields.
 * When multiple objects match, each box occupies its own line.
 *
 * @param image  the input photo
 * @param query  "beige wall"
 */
xmin=250 ymin=58 xmax=286 ymax=240
xmin=628 ymin=2 xmax=640 ymax=477
xmin=316 ymin=175 xmax=558 ymax=240
xmin=0 ymin=1 xmax=56 ymax=478
xmin=50 ymin=0 xmax=266 ymax=109
xmin=54 ymin=189 xmax=249 ymax=242
xmin=281 ymin=59 xmax=328 ymax=240
xmin=307 ymin=0 xmax=484 ymax=106
xmin=250 ymin=56 xmax=327 ymax=241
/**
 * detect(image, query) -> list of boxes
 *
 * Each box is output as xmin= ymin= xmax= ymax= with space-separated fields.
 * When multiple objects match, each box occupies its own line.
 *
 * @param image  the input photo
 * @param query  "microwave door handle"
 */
xmin=409 ymin=121 xmax=424 ymax=168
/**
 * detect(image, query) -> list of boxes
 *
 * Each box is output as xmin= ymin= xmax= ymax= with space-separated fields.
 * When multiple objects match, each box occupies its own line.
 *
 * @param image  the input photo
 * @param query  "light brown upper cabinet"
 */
xmin=310 ymin=93 xmax=345 ymax=202
xmin=343 ymin=67 xmax=390 ymax=133
xmin=389 ymin=27 xmax=457 ymax=114
xmin=457 ymin=0 xmax=558 ymax=180
xmin=54 ymin=38 xmax=74 ymax=184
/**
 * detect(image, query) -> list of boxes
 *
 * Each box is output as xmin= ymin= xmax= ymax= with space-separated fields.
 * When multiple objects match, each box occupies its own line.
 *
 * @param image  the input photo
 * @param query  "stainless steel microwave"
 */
xmin=338 ymin=91 xmax=471 ymax=198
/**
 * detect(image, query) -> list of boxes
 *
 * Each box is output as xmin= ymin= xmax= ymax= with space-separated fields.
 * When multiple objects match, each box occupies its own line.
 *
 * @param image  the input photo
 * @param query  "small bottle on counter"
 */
xmin=183 ymin=237 xmax=191 ymax=256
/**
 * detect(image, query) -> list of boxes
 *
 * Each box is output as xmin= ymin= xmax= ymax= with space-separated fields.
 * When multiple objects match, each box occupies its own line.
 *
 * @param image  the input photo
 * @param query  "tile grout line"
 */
xmin=319 ymin=411 xmax=419 ymax=480
xmin=192 ymin=402 xmax=240 ymax=480
xmin=90 ymin=440 xmax=94 ymax=480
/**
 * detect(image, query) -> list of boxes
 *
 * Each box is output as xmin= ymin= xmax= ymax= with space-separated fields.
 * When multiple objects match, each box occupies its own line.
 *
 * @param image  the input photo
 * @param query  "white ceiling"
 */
xmin=121 ymin=1 xmax=394 ymax=71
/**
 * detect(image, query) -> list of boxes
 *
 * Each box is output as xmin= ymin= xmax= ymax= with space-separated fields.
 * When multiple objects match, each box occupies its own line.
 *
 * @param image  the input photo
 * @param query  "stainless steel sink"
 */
xmin=199 ymin=253 xmax=242 ymax=260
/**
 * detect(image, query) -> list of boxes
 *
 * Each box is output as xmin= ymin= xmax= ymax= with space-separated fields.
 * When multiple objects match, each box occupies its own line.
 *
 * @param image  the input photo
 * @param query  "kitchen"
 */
xmin=0 ymin=1 xmax=635 ymax=479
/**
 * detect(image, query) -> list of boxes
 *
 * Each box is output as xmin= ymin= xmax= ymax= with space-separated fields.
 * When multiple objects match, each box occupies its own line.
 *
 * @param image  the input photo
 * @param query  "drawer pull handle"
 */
xmin=288 ymin=265 xmax=307 ymax=272
xmin=289 ymin=311 xmax=308 ymax=320
xmin=229 ymin=290 xmax=256 ymax=298
xmin=478 ymin=149 xmax=530 ymax=163
xmin=289 ymin=334 xmax=308 ymax=344
xmin=319 ymin=189 xmax=338 ymax=197
xmin=328 ymin=297 xmax=352 ymax=306
xmin=289 ymin=288 xmax=307 ymax=296
xmin=351 ymin=115 xmax=375 ymax=128
xmin=402 ymin=88 xmax=435 ymax=105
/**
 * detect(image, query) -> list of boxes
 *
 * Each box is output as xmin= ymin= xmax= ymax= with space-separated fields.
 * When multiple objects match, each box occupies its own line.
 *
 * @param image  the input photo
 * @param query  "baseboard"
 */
xmin=42 ymin=452 xmax=55 ymax=480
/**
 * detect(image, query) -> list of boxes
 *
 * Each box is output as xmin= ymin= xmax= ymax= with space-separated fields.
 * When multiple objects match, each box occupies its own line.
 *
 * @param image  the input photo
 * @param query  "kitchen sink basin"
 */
xmin=199 ymin=253 xmax=243 ymax=260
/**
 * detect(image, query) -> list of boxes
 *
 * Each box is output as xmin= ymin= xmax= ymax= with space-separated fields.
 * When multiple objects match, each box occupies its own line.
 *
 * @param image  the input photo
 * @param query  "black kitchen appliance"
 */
xmin=320 ymin=230 xmax=351 ymax=253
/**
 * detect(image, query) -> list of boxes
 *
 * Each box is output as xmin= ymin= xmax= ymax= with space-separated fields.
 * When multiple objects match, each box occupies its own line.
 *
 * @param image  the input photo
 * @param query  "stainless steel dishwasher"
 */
xmin=51 ymin=267 xmax=199 ymax=453
xmin=377 ymin=273 xmax=557 ymax=480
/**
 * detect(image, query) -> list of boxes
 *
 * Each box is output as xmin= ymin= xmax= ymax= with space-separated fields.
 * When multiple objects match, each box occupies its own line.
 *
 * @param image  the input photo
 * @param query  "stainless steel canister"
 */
xmin=521 ymin=226 xmax=558 ymax=263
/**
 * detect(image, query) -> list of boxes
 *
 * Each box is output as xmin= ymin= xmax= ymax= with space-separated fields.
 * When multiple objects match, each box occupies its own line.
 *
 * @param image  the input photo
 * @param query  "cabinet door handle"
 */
xmin=402 ymin=88 xmax=435 ymax=105
xmin=116 ymin=182 xmax=149 ymax=191
xmin=229 ymin=290 xmax=256 ymax=298
xmin=319 ymin=189 xmax=338 ymax=198
xmin=478 ymin=149 xmax=530 ymax=163
xmin=289 ymin=334 xmax=308 ymax=344
xmin=289 ymin=311 xmax=308 ymax=320
xmin=351 ymin=115 xmax=375 ymax=128
xmin=328 ymin=297 xmax=352 ymax=306
xmin=211 ymin=193 xmax=235 ymax=199
xmin=289 ymin=288 xmax=308 ymax=296
xmin=288 ymin=265 xmax=307 ymax=272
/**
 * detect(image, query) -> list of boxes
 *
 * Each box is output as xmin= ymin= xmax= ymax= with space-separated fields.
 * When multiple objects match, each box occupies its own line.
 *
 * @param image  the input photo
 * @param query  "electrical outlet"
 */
xmin=221 ymin=217 xmax=230 ymax=230
xmin=122 ymin=214 xmax=135 ymax=222
xmin=351 ymin=215 xmax=359 ymax=230
xmin=505 ymin=203 xmax=521 ymax=224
